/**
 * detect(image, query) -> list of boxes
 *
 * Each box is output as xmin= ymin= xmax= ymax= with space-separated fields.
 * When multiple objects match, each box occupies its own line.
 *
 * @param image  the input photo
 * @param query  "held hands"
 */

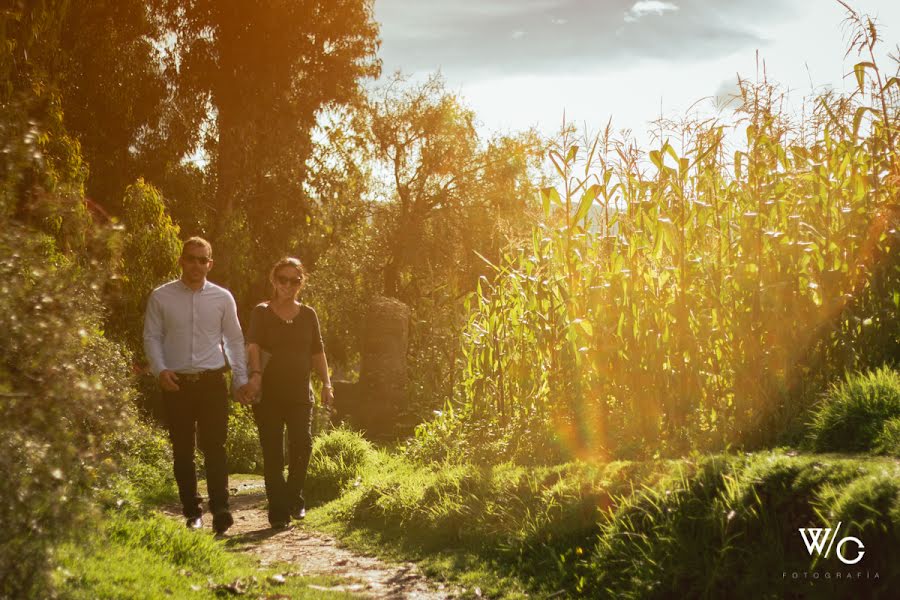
xmin=237 ymin=376 xmax=261 ymax=405
xmin=321 ymin=385 xmax=335 ymax=415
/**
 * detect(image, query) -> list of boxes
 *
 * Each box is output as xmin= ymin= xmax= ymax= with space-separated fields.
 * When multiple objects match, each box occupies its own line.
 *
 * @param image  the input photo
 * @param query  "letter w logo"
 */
xmin=798 ymin=522 xmax=865 ymax=565
xmin=799 ymin=522 xmax=841 ymax=557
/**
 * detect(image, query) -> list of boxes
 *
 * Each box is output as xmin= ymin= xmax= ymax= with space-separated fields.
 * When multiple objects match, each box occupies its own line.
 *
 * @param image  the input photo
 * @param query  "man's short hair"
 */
xmin=182 ymin=236 xmax=213 ymax=257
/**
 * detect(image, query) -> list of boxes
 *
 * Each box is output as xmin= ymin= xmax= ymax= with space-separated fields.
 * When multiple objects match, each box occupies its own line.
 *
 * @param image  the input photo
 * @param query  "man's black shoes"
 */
xmin=212 ymin=510 xmax=234 ymax=535
xmin=291 ymin=507 xmax=306 ymax=520
xmin=186 ymin=516 xmax=203 ymax=530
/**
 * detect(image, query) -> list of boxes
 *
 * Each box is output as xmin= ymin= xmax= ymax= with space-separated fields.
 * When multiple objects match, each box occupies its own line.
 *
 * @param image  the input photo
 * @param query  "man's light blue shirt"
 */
xmin=143 ymin=279 xmax=248 ymax=388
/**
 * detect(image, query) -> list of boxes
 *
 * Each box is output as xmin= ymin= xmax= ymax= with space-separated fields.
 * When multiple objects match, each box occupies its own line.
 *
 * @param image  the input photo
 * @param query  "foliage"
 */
xmin=875 ymin=418 xmax=900 ymax=457
xmin=55 ymin=510 xmax=347 ymax=599
xmin=100 ymin=408 xmax=176 ymax=508
xmin=582 ymin=453 xmax=899 ymax=599
xmin=157 ymin=0 xmax=381 ymax=306
xmin=105 ymin=178 xmax=182 ymax=352
xmin=306 ymin=426 xmax=375 ymax=503
xmin=0 ymin=223 xmax=132 ymax=599
xmin=413 ymin=16 xmax=900 ymax=460
xmin=406 ymin=404 xmax=568 ymax=466
xmin=226 ymin=403 xmax=263 ymax=475
xmin=807 ymin=367 xmax=900 ymax=453
xmin=57 ymin=0 xmax=188 ymax=212
xmin=360 ymin=74 xmax=541 ymax=299
xmin=0 ymin=1 xmax=67 ymax=101
xmin=312 ymin=450 xmax=899 ymax=599
xmin=354 ymin=74 xmax=543 ymax=416
xmin=0 ymin=92 xmax=94 ymax=253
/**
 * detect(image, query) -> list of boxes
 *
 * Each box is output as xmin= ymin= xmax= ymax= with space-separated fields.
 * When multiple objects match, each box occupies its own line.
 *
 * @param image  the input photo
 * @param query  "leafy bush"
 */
xmin=105 ymin=178 xmax=181 ymax=353
xmin=876 ymin=418 xmax=900 ymax=457
xmin=226 ymin=403 xmax=263 ymax=474
xmin=101 ymin=409 xmax=175 ymax=507
xmin=306 ymin=426 xmax=375 ymax=503
xmin=0 ymin=223 xmax=132 ymax=598
xmin=808 ymin=367 xmax=900 ymax=453
xmin=406 ymin=406 xmax=568 ymax=466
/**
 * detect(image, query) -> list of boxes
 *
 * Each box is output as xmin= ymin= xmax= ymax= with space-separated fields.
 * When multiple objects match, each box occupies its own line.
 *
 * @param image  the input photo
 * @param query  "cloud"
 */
xmin=375 ymin=0 xmax=786 ymax=80
xmin=624 ymin=1 xmax=680 ymax=24
xmin=712 ymin=76 xmax=743 ymax=109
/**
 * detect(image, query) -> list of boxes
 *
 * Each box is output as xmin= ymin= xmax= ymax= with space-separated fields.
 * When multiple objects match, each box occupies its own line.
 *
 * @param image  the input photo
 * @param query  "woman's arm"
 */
xmin=311 ymin=352 xmax=333 ymax=410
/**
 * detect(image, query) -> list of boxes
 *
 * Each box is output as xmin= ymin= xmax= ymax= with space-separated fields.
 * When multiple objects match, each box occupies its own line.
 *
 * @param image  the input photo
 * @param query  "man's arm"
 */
xmin=143 ymin=292 xmax=168 ymax=377
xmin=144 ymin=292 xmax=180 ymax=391
xmin=221 ymin=292 xmax=248 ymax=388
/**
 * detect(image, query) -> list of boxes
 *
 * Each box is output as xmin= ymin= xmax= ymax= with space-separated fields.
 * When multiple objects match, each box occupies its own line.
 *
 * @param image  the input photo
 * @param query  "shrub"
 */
xmin=0 ymin=223 xmax=132 ymax=598
xmin=101 ymin=409 xmax=175 ymax=507
xmin=875 ymin=418 xmax=900 ymax=457
xmin=807 ymin=367 xmax=900 ymax=453
xmin=306 ymin=426 xmax=375 ymax=503
xmin=105 ymin=178 xmax=181 ymax=354
xmin=226 ymin=403 xmax=263 ymax=474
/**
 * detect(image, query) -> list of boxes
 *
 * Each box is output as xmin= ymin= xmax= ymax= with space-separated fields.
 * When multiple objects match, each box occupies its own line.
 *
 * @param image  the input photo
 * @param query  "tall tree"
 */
xmin=360 ymin=74 xmax=541 ymax=300
xmin=161 ymin=0 xmax=380 ymax=295
xmin=55 ymin=0 xmax=189 ymax=213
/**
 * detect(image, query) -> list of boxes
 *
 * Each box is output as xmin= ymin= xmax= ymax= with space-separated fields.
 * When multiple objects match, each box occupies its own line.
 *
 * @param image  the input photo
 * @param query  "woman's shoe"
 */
xmin=212 ymin=510 xmax=234 ymax=535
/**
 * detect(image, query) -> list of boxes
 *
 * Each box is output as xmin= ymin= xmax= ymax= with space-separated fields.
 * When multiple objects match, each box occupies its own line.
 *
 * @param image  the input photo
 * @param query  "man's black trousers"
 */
xmin=163 ymin=375 xmax=230 ymax=519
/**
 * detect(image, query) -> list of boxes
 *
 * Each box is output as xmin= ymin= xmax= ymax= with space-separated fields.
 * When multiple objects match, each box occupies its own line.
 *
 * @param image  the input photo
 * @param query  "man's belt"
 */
xmin=175 ymin=367 xmax=227 ymax=383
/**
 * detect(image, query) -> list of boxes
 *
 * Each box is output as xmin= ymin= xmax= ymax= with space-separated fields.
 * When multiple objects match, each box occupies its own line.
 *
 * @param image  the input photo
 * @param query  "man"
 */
xmin=143 ymin=237 xmax=249 ymax=534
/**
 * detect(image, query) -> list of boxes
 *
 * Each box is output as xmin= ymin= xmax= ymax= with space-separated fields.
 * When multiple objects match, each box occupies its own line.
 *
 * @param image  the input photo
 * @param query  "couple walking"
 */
xmin=143 ymin=236 xmax=333 ymax=534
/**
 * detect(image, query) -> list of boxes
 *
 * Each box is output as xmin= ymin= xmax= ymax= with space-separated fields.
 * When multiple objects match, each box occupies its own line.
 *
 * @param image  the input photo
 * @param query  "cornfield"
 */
xmin=424 ymin=16 xmax=900 ymax=460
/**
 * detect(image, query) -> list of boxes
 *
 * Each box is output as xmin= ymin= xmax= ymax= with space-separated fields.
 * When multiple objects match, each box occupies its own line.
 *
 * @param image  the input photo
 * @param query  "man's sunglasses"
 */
xmin=276 ymin=275 xmax=303 ymax=286
xmin=183 ymin=254 xmax=211 ymax=265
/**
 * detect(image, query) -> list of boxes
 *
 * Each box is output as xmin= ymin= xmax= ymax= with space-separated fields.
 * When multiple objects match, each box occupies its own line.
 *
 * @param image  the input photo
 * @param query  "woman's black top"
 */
xmin=246 ymin=302 xmax=324 ymax=405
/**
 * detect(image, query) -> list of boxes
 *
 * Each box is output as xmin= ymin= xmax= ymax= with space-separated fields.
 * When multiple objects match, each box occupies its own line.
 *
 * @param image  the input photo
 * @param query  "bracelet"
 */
xmin=250 ymin=370 xmax=262 ymax=377
xmin=323 ymin=383 xmax=333 ymax=390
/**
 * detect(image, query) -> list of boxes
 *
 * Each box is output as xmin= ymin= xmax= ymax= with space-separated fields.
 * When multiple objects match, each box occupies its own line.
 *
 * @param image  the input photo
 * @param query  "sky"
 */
xmin=373 ymin=0 xmax=900 ymax=141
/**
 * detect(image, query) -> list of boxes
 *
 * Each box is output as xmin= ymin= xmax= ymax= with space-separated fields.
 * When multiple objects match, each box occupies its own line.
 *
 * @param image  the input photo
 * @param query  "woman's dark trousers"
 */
xmin=162 ymin=375 xmax=230 ymax=519
xmin=253 ymin=399 xmax=313 ymax=524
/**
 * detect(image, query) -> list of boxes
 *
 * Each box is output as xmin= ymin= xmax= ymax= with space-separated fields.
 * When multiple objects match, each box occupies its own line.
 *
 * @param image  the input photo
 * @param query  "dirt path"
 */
xmin=167 ymin=478 xmax=459 ymax=599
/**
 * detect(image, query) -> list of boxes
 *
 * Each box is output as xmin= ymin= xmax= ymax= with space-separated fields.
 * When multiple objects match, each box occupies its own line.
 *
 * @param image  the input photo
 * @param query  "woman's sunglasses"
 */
xmin=276 ymin=276 xmax=303 ymax=286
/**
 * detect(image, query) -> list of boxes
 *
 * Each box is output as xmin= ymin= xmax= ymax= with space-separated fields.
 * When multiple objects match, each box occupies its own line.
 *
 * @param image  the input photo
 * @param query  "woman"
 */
xmin=243 ymin=257 xmax=334 ymax=528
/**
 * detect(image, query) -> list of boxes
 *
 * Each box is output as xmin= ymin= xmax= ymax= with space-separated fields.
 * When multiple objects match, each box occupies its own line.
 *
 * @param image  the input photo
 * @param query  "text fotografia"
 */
xmin=783 ymin=571 xmax=879 ymax=580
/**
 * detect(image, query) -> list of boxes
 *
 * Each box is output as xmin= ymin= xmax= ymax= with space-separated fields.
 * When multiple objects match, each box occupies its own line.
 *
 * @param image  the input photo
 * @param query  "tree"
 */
xmin=360 ymin=74 xmax=541 ymax=300
xmin=355 ymin=74 xmax=542 ymax=412
xmin=160 ymin=0 xmax=381 ymax=298
xmin=55 ymin=1 xmax=188 ymax=213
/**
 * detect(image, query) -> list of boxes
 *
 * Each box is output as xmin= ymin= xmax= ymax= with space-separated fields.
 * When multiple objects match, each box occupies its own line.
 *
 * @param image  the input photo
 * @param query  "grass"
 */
xmin=808 ymin=367 xmax=900 ymax=453
xmin=59 ymin=425 xmax=900 ymax=598
xmin=54 ymin=509 xmax=354 ymax=599
xmin=301 ymin=442 xmax=900 ymax=600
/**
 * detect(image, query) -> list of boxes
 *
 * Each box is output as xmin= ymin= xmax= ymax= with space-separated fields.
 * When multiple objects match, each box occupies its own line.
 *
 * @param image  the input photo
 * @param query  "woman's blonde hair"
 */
xmin=269 ymin=256 xmax=307 ymax=299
